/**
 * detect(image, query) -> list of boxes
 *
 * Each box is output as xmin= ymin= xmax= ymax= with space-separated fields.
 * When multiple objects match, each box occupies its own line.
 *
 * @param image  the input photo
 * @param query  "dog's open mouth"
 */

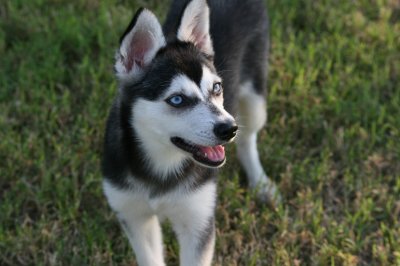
xmin=171 ymin=137 xmax=226 ymax=168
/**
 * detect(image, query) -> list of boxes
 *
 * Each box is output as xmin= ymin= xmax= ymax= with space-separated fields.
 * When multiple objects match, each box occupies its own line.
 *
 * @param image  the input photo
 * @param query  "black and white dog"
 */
xmin=102 ymin=0 xmax=280 ymax=264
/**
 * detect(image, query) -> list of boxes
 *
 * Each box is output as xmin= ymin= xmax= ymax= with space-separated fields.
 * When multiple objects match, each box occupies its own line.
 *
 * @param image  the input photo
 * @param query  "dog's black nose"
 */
xmin=214 ymin=122 xmax=238 ymax=141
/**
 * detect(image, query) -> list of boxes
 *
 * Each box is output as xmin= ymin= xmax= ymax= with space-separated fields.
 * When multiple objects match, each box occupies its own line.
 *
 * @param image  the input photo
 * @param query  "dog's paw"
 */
xmin=251 ymin=178 xmax=282 ymax=209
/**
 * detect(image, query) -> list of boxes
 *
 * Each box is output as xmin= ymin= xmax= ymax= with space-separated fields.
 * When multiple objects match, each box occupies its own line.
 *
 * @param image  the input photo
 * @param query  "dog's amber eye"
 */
xmin=212 ymin=82 xmax=222 ymax=96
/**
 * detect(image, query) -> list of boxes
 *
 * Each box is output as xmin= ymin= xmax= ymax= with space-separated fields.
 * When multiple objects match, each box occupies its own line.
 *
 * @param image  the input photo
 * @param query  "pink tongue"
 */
xmin=199 ymin=145 xmax=225 ymax=162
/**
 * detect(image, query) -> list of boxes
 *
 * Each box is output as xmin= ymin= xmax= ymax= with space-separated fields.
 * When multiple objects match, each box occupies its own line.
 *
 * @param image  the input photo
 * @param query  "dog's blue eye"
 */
xmin=168 ymin=95 xmax=184 ymax=107
xmin=213 ymin=83 xmax=222 ymax=96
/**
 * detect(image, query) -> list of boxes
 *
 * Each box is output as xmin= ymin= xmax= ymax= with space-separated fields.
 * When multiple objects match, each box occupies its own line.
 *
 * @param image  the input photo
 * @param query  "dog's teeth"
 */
xmin=204 ymin=153 xmax=208 ymax=158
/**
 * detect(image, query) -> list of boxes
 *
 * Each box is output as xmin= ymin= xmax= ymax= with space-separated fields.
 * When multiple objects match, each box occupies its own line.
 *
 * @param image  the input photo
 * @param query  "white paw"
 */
xmin=251 ymin=178 xmax=282 ymax=208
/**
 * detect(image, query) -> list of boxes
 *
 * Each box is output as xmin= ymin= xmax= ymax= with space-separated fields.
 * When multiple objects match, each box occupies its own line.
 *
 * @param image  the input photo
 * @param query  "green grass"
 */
xmin=1 ymin=0 xmax=399 ymax=265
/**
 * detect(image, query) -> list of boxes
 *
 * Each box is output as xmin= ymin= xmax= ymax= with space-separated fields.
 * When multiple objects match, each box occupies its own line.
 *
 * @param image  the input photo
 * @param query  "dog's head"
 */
xmin=115 ymin=0 xmax=237 ymax=174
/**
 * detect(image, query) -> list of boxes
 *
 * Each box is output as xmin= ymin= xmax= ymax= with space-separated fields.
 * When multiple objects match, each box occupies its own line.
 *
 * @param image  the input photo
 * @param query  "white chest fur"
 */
xmin=103 ymin=178 xmax=217 ymax=266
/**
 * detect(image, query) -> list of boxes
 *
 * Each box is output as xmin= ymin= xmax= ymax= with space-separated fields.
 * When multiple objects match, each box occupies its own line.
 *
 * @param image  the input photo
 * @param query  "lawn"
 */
xmin=1 ymin=0 xmax=399 ymax=265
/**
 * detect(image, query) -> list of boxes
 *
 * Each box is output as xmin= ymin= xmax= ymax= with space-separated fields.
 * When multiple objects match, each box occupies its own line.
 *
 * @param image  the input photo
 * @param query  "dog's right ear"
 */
xmin=115 ymin=8 xmax=166 ymax=82
xmin=177 ymin=0 xmax=214 ymax=57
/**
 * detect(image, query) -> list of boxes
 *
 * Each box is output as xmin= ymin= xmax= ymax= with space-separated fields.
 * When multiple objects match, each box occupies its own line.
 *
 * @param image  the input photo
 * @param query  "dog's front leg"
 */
xmin=117 ymin=212 xmax=165 ymax=266
xmin=172 ymin=216 xmax=215 ymax=266
xmin=103 ymin=182 xmax=165 ymax=266
xmin=167 ymin=182 xmax=217 ymax=266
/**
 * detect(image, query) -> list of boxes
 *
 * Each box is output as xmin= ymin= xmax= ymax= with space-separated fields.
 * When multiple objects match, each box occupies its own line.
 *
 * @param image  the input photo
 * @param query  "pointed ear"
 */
xmin=115 ymin=8 xmax=166 ymax=82
xmin=177 ymin=0 xmax=214 ymax=56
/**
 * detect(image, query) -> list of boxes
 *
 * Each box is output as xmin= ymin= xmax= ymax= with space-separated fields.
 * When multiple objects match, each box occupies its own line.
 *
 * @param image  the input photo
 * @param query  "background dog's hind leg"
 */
xmin=236 ymin=80 xmax=282 ymax=206
xmin=235 ymin=26 xmax=282 ymax=206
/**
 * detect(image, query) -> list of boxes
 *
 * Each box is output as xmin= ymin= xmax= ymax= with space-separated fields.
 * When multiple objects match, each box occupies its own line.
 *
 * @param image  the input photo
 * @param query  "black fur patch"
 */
xmin=155 ymin=41 xmax=205 ymax=87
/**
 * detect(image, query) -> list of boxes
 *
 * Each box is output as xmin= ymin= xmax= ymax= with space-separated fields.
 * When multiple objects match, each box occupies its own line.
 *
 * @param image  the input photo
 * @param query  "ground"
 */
xmin=0 ymin=0 xmax=399 ymax=265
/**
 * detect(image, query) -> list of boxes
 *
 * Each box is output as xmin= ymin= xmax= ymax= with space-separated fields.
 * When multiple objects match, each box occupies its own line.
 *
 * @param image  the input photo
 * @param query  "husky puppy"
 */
xmin=102 ymin=0 xmax=280 ymax=265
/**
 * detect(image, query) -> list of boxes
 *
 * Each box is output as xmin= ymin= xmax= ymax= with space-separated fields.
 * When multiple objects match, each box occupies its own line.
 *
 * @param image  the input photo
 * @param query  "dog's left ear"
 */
xmin=177 ymin=0 xmax=214 ymax=56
